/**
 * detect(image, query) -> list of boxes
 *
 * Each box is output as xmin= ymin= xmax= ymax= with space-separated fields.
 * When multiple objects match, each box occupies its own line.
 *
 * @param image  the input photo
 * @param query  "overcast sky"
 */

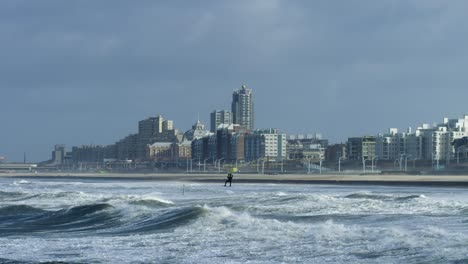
xmin=2 ymin=0 xmax=468 ymax=162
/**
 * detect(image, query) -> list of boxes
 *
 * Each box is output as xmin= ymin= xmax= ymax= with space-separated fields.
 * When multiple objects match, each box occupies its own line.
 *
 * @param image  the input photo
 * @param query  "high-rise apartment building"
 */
xmin=210 ymin=110 xmax=232 ymax=133
xmin=232 ymin=85 xmax=254 ymax=131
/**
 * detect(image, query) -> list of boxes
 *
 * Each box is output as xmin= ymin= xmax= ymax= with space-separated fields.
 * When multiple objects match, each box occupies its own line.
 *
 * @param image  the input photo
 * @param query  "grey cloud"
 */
xmin=1 ymin=0 xmax=468 ymax=161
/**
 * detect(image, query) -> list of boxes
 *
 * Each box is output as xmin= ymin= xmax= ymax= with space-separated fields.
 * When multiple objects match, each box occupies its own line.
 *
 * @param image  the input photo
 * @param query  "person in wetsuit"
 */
xmin=224 ymin=173 xmax=233 ymax=187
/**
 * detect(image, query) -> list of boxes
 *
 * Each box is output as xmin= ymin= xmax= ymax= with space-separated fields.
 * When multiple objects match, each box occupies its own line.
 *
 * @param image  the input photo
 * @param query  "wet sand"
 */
xmin=3 ymin=172 xmax=468 ymax=187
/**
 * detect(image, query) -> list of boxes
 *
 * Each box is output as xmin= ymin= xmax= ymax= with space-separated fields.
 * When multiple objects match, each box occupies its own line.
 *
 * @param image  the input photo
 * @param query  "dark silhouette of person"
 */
xmin=224 ymin=173 xmax=233 ymax=187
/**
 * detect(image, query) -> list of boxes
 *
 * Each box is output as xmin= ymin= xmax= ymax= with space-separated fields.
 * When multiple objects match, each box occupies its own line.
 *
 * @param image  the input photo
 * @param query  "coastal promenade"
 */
xmin=3 ymin=172 xmax=468 ymax=187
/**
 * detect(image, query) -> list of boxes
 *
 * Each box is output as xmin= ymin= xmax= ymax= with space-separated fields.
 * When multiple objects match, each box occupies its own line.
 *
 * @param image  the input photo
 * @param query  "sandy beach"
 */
xmin=2 ymin=172 xmax=468 ymax=187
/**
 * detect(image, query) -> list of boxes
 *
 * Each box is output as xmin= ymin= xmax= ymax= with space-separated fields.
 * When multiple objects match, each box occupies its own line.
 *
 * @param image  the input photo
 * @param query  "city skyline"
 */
xmin=2 ymin=1 xmax=468 ymax=162
xmin=2 ymin=79 xmax=468 ymax=163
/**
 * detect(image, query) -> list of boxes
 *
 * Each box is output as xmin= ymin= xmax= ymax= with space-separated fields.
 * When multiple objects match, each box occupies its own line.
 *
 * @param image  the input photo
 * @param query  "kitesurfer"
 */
xmin=224 ymin=173 xmax=233 ymax=187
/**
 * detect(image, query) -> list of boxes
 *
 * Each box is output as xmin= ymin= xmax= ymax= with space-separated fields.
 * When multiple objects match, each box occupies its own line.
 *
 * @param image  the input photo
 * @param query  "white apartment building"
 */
xmin=245 ymin=128 xmax=287 ymax=161
xmin=405 ymin=129 xmax=424 ymax=160
xmin=422 ymin=116 xmax=468 ymax=162
xmin=378 ymin=115 xmax=468 ymax=162
xmin=263 ymin=133 xmax=287 ymax=159
xmin=376 ymin=128 xmax=406 ymax=160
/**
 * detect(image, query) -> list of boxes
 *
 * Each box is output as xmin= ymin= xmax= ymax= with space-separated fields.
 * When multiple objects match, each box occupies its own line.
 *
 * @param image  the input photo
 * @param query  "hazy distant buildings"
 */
xmin=347 ymin=136 xmax=376 ymax=160
xmin=325 ymin=143 xmax=346 ymax=161
xmin=51 ymin=145 xmax=66 ymax=165
xmin=287 ymin=135 xmax=328 ymax=162
xmin=210 ymin=110 xmax=232 ymax=133
xmin=137 ymin=115 xmax=178 ymax=160
xmin=375 ymin=128 xmax=407 ymax=160
xmin=232 ymin=85 xmax=254 ymax=131
xmin=116 ymin=134 xmax=138 ymax=161
xmin=71 ymin=145 xmax=107 ymax=163
xmin=177 ymin=120 xmax=210 ymax=161
xmin=147 ymin=142 xmax=174 ymax=162
xmin=373 ymin=115 xmax=468 ymax=163
xmin=230 ymin=132 xmax=246 ymax=162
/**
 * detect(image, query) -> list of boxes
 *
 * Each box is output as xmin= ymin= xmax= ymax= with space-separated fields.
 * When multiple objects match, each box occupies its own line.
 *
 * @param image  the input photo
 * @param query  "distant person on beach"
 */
xmin=224 ymin=173 xmax=233 ymax=187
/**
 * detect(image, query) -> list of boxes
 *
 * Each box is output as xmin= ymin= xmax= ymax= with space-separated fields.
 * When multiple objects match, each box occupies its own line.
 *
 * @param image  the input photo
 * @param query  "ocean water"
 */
xmin=1 ymin=177 xmax=468 ymax=263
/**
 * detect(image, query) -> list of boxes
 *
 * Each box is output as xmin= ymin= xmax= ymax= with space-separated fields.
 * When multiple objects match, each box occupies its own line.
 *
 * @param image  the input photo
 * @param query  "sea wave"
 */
xmin=394 ymin=194 xmax=425 ymax=201
xmin=116 ymin=206 xmax=207 ymax=234
xmin=0 ymin=204 xmax=46 ymax=216
xmin=345 ymin=192 xmax=424 ymax=201
xmin=0 ymin=190 xmax=27 ymax=199
xmin=0 ymin=202 xmax=207 ymax=236
xmin=345 ymin=192 xmax=392 ymax=200
xmin=0 ymin=203 xmax=119 ymax=235
xmin=259 ymin=213 xmax=371 ymax=223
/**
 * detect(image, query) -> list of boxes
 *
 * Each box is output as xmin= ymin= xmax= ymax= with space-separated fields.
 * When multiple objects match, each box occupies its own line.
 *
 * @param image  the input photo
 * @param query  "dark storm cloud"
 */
xmin=2 ymin=0 xmax=468 ymax=161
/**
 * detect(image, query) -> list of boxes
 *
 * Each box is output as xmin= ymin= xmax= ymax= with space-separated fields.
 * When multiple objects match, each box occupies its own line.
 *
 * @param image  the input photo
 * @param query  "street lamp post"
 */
xmin=190 ymin=159 xmax=198 ymax=173
xmin=371 ymin=156 xmax=378 ymax=173
xmin=318 ymin=144 xmax=324 ymax=174
xmin=404 ymin=154 xmax=412 ymax=172
xmin=261 ymin=159 xmax=267 ymax=174
xmin=338 ymin=157 xmax=343 ymax=173
xmin=218 ymin=158 xmax=225 ymax=173
xmin=398 ymin=154 xmax=405 ymax=171
xmin=362 ymin=157 xmax=366 ymax=173
xmin=319 ymin=159 xmax=323 ymax=174
xmin=204 ymin=158 xmax=209 ymax=173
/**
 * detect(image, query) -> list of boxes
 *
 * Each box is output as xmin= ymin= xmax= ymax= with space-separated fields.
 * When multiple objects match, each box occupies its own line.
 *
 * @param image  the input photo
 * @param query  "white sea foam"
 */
xmin=104 ymin=194 xmax=174 ymax=206
xmin=12 ymin=179 xmax=31 ymax=185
